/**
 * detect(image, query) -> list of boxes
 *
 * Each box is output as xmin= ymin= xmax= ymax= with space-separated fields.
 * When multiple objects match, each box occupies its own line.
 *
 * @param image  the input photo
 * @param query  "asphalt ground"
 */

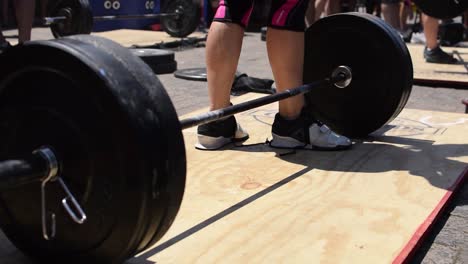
xmin=0 ymin=27 xmax=467 ymax=263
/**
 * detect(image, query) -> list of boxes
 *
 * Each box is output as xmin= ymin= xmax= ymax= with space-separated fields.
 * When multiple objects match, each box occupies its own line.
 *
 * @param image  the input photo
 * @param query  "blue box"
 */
xmin=91 ymin=0 xmax=161 ymax=32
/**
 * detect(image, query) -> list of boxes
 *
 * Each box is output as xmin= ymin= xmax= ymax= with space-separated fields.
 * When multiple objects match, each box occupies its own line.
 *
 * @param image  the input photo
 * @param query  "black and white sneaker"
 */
xmin=196 ymin=115 xmax=249 ymax=150
xmin=270 ymin=109 xmax=352 ymax=150
xmin=424 ymin=46 xmax=458 ymax=64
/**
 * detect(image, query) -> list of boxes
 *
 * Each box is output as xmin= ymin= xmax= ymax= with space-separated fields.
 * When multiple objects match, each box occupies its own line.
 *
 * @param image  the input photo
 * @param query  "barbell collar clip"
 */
xmin=35 ymin=147 xmax=86 ymax=240
xmin=331 ymin=65 xmax=352 ymax=89
xmin=33 ymin=146 xmax=59 ymax=182
xmin=58 ymin=177 xmax=87 ymax=225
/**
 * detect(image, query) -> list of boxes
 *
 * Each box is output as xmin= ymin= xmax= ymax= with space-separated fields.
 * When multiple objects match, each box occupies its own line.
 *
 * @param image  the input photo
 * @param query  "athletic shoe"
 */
xmin=196 ymin=115 xmax=249 ymax=150
xmin=401 ymin=28 xmax=413 ymax=43
xmin=270 ymin=109 xmax=352 ymax=150
xmin=424 ymin=46 xmax=458 ymax=64
xmin=410 ymin=32 xmax=426 ymax=44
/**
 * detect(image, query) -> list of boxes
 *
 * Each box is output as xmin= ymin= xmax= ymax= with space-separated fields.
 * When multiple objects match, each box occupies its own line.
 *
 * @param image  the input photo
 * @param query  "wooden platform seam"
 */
xmin=393 ymin=166 xmax=468 ymax=264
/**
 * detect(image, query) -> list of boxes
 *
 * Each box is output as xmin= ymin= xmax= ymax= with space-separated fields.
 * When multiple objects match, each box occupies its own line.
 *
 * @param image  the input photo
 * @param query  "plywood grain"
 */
xmin=0 ymin=94 xmax=465 ymax=263
xmin=127 ymin=93 xmax=468 ymax=264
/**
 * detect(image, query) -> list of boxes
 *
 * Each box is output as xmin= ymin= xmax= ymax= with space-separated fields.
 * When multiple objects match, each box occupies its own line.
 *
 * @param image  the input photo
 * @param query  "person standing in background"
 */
xmin=422 ymin=13 xmax=458 ymax=64
xmin=0 ymin=0 xmax=36 ymax=52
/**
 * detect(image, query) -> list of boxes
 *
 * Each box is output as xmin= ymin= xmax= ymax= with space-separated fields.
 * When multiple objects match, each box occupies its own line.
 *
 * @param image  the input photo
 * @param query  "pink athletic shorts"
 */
xmin=213 ymin=0 xmax=309 ymax=32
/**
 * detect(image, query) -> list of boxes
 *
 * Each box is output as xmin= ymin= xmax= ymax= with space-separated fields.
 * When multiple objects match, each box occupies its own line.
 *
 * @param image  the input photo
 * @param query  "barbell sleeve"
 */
xmin=93 ymin=12 xmax=179 ymax=22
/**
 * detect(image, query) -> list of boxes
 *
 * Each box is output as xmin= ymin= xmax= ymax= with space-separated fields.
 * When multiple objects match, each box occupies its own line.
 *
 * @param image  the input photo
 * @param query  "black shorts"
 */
xmin=381 ymin=0 xmax=402 ymax=4
xmin=213 ymin=0 xmax=309 ymax=32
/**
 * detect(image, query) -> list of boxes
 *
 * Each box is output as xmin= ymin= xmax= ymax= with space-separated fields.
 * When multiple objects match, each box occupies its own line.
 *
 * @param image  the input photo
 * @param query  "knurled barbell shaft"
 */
xmin=93 ymin=12 xmax=179 ymax=21
xmin=43 ymin=12 xmax=180 ymax=25
xmin=0 ymin=154 xmax=48 ymax=191
xmin=180 ymin=73 xmax=346 ymax=130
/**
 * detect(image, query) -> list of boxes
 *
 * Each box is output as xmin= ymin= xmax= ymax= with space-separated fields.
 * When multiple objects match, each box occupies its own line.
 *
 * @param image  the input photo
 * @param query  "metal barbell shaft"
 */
xmin=180 ymin=72 xmax=348 ymax=130
xmin=42 ymin=16 xmax=67 ymax=25
xmin=0 ymin=147 xmax=59 ymax=191
xmin=0 ymin=68 xmax=347 ymax=189
xmin=43 ymin=12 xmax=180 ymax=26
xmin=93 ymin=12 xmax=180 ymax=21
xmin=0 ymin=77 xmax=329 ymax=186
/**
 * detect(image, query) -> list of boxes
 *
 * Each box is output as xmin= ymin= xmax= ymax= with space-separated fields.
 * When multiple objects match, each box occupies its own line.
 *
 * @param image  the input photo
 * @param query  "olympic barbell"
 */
xmin=0 ymin=13 xmax=412 ymax=263
xmin=45 ymin=0 xmax=200 ymax=38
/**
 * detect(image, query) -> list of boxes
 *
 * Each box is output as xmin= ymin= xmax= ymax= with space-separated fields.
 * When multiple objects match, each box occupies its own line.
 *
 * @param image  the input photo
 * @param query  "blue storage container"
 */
xmin=91 ymin=0 xmax=161 ymax=32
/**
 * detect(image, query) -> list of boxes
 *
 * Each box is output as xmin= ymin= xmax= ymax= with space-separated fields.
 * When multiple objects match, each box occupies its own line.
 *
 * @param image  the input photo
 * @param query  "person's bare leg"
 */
xmin=2 ymin=0 xmax=8 ymax=25
xmin=305 ymin=0 xmax=316 ymax=27
xmin=421 ymin=13 xmax=457 ymax=64
xmin=205 ymin=22 xmax=244 ymax=111
xmin=267 ymin=28 xmax=304 ymax=119
xmin=1 ymin=0 xmax=8 ymax=44
xmin=422 ymin=14 xmax=438 ymax=49
xmin=381 ymin=2 xmax=400 ymax=29
xmin=347 ymin=0 xmax=356 ymax=12
xmin=14 ymin=0 xmax=35 ymax=43
xmin=41 ymin=0 xmax=49 ymax=18
xmin=315 ymin=0 xmax=327 ymax=20
xmin=399 ymin=1 xmax=408 ymax=31
xmin=374 ymin=1 xmax=381 ymax=17
xmin=326 ymin=0 xmax=341 ymax=15
xmin=464 ymin=10 xmax=468 ymax=30
xmin=267 ymin=28 xmax=351 ymax=149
